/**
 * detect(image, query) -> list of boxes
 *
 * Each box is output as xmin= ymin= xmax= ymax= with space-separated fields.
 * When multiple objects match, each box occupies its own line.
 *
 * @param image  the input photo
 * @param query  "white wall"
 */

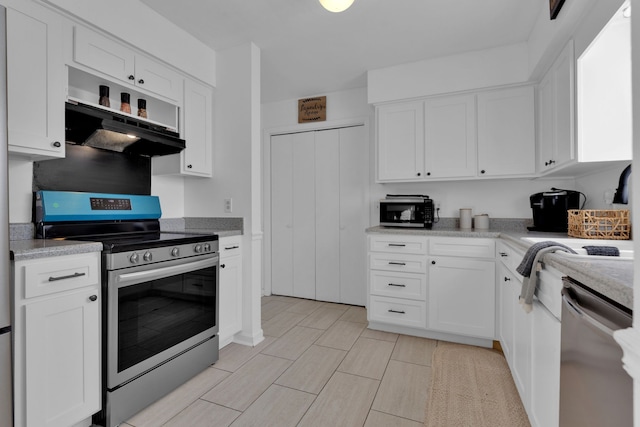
xmin=185 ymin=42 xmax=263 ymax=345
xmin=367 ymin=43 xmax=530 ymax=104
xmin=8 ymin=158 xmax=32 ymax=223
xmin=371 ymin=178 xmax=576 ymax=224
xmin=575 ymin=163 xmax=632 ymax=210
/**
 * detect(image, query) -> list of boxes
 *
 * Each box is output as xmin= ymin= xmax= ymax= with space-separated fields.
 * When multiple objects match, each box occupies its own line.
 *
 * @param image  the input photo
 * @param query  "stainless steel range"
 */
xmin=35 ymin=190 xmax=219 ymax=427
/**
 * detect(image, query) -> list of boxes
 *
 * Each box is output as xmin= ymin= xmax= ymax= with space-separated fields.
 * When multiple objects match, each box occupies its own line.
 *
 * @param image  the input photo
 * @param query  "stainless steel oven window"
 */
xmin=107 ymin=255 xmax=218 ymax=388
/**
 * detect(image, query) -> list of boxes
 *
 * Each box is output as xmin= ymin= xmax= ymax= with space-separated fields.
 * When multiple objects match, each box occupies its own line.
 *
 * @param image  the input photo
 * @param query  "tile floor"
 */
xmin=121 ymin=295 xmax=439 ymax=427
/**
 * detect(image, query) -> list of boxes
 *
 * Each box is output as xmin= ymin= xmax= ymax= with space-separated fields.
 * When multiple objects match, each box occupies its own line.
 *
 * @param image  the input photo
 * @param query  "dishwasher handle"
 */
xmin=561 ymin=289 xmax=615 ymax=337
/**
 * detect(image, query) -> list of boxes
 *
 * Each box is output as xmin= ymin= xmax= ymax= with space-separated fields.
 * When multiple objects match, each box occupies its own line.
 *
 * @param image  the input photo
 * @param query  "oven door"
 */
xmin=106 ymin=254 xmax=218 ymax=389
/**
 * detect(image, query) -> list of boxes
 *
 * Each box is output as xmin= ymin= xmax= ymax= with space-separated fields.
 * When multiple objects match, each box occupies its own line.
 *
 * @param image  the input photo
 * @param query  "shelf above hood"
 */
xmin=65 ymin=101 xmax=185 ymax=157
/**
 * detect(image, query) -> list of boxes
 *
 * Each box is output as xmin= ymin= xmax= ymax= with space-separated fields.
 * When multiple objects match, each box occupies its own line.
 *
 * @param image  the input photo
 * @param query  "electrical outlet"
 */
xmin=224 ymin=198 xmax=232 ymax=213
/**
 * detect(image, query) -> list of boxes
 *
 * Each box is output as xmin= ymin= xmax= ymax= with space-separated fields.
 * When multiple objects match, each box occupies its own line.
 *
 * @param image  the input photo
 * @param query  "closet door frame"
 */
xmin=263 ymin=117 xmax=370 ymax=301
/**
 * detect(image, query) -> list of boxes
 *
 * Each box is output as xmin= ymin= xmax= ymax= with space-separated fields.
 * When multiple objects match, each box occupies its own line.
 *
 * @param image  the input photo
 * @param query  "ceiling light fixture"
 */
xmin=623 ymin=6 xmax=631 ymax=18
xmin=319 ymin=0 xmax=355 ymax=13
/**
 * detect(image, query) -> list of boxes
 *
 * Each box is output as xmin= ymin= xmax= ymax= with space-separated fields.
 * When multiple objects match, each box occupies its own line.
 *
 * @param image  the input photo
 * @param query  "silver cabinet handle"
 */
xmin=388 ymin=283 xmax=406 ymax=287
xmin=388 ymin=309 xmax=405 ymax=314
xmin=224 ymin=246 xmax=239 ymax=250
xmin=48 ymin=272 xmax=86 ymax=282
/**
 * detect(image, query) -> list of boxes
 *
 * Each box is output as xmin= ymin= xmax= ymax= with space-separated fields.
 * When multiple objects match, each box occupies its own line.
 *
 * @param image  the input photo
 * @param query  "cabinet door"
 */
xmin=7 ymin=5 xmax=65 ymax=159
xmin=552 ymin=41 xmax=575 ymax=168
xmin=530 ymin=300 xmax=560 ymax=427
xmin=477 ymin=86 xmax=536 ymax=177
xmin=538 ymin=41 xmax=575 ymax=173
xmin=424 ymin=94 xmax=477 ymax=178
xmin=181 ymin=79 xmax=213 ymax=176
xmin=219 ymin=246 xmax=242 ymax=347
xmin=497 ymin=263 xmax=515 ymax=366
xmin=135 ymin=55 xmax=184 ymax=102
xmin=512 ymin=284 xmax=532 ymax=412
xmin=428 ymin=257 xmax=495 ymax=338
xmin=376 ymin=102 xmax=425 ymax=181
xmin=537 ymin=71 xmax=556 ymax=172
xmin=73 ymin=25 xmax=136 ymax=84
xmin=24 ymin=289 xmax=100 ymax=427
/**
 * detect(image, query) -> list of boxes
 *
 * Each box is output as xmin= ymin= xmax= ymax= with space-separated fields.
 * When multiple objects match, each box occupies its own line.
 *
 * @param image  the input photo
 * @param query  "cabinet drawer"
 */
xmin=220 ymin=236 xmax=242 ymax=259
xmin=370 ymin=270 xmax=426 ymax=300
xmin=19 ymin=253 xmax=100 ymax=299
xmin=369 ymin=234 xmax=427 ymax=254
xmin=429 ymin=237 xmax=495 ymax=258
xmin=369 ymin=253 xmax=427 ymax=274
xmin=369 ymin=295 xmax=426 ymax=329
xmin=496 ymin=240 xmax=525 ymax=279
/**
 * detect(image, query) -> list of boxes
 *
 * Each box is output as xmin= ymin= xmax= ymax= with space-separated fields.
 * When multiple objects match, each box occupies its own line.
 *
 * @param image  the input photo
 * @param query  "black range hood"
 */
xmin=65 ymin=101 xmax=185 ymax=156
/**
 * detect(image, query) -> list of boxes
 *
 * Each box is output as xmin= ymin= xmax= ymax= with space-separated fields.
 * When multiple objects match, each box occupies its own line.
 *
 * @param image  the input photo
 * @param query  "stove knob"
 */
xmin=171 ymin=247 xmax=180 ymax=257
xmin=130 ymin=253 xmax=139 ymax=264
xmin=204 ymin=243 xmax=211 ymax=252
xmin=194 ymin=244 xmax=203 ymax=253
xmin=143 ymin=251 xmax=153 ymax=262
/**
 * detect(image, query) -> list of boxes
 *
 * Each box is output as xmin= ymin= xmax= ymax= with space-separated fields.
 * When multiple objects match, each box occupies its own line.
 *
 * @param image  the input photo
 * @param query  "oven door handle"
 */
xmin=115 ymin=257 xmax=218 ymax=286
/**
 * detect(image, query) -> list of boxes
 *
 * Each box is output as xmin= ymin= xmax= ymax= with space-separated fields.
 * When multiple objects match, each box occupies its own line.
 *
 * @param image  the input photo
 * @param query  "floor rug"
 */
xmin=424 ymin=341 xmax=530 ymax=427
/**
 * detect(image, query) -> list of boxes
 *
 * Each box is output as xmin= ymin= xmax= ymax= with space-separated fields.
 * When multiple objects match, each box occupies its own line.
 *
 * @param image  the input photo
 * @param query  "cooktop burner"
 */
xmin=70 ymin=232 xmax=218 ymax=253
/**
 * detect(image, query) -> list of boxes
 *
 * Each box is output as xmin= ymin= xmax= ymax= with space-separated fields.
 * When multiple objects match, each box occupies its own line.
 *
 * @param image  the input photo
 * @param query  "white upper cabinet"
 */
xmin=154 ymin=79 xmax=213 ymax=177
xmin=181 ymin=79 xmax=213 ymax=176
xmin=376 ymin=101 xmax=425 ymax=181
xmin=424 ymin=94 xmax=477 ymax=178
xmin=538 ymin=40 xmax=575 ymax=172
xmin=477 ymin=86 xmax=536 ymax=177
xmin=73 ymin=26 xmax=183 ymax=102
xmin=6 ymin=3 xmax=65 ymax=160
xmin=376 ymin=86 xmax=535 ymax=182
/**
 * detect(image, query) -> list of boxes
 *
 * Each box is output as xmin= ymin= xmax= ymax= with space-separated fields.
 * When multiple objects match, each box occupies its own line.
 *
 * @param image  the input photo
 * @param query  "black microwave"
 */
xmin=379 ymin=195 xmax=434 ymax=228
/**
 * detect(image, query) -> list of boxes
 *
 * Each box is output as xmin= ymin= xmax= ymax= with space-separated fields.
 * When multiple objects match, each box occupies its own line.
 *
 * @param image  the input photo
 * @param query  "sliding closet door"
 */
xmin=291 ymin=132 xmax=316 ymax=299
xmin=270 ymin=134 xmax=294 ymax=296
xmin=271 ymin=132 xmax=316 ymax=299
xmin=271 ymin=125 xmax=367 ymax=304
xmin=315 ymin=129 xmax=340 ymax=302
xmin=338 ymin=126 xmax=368 ymax=305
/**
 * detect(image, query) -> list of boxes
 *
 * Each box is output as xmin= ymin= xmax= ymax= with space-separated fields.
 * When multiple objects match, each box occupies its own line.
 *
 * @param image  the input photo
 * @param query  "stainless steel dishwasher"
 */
xmin=560 ymin=277 xmax=633 ymax=427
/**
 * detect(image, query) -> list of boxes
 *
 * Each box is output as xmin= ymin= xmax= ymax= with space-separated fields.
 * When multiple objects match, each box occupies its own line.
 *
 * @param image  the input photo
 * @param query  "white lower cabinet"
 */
xmin=496 ymin=238 xmax=562 ymax=427
xmin=367 ymin=234 xmax=496 ymax=344
xmin=497 ymin=262 xmax=515 ymax=364
xmin=428 ymin=256 xmax=495 ymax=338
xmin=530 ymin=299 xmax=560 ymax=427
xmin=218 ymin=236 xmax=242 ymax=348
xmin=13 ymin=252 xmax=101 ymax=427
xmin=428 ymin=237 xmax=495 ymax=339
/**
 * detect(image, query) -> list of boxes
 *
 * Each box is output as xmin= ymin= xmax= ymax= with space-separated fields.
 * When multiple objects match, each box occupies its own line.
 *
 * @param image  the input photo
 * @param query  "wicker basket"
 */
xmin=567 ymin=209 xmax=631 ymax=240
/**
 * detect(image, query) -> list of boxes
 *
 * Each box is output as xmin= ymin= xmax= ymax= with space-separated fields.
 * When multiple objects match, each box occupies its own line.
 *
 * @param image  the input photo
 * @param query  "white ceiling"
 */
xmin=140 ymin=0 xmax=542 ymax=104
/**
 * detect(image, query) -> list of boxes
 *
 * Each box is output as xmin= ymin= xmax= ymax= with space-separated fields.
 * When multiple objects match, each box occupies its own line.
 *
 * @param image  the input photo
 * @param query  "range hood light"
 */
xmin=65 ymin=102 xmax=185 ymax=156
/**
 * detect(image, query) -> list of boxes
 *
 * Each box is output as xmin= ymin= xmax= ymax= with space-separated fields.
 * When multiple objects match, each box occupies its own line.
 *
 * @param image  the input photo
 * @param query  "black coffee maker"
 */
xmin=528 ymin=189 xmax=582 ymax=232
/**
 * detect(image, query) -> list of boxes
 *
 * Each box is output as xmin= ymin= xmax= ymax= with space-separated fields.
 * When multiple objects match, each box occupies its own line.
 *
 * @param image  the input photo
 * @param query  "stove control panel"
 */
xmin=107 ymin=240 xmax=219 ymax=270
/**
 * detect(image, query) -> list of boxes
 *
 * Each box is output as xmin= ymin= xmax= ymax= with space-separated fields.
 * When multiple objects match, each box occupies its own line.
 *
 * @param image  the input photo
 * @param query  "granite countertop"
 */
xmin=10 ymin=239 xmax=103 ymax=262
xmin=368 ymin=225 xmax=634 ymax=310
